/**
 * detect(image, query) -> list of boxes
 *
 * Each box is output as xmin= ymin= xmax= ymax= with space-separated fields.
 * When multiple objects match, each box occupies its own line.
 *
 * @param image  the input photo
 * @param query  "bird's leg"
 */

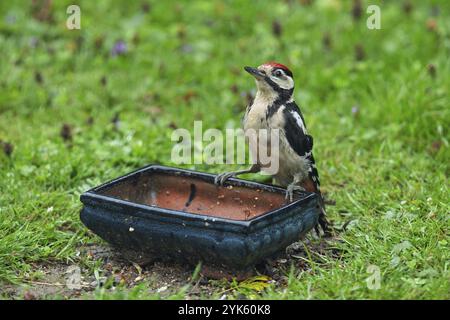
xmin=285 ymin=175 xmax=305 ymax=202
xmin=214 ymin=164 xmax=260 ymax=186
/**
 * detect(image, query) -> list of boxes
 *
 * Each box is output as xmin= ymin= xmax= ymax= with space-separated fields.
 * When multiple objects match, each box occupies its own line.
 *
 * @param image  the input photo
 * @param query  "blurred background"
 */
xmin=0 ymin=0 xmax=448 ymax=299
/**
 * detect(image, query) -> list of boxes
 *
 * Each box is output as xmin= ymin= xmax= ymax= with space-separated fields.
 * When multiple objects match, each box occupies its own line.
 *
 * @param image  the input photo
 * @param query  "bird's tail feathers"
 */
xmin=316 ymin=192 xmax=331 ymax=237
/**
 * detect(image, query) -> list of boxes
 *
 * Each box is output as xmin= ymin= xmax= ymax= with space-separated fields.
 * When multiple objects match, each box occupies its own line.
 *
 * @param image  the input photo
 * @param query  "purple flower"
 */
xmin=5 ymin=14 xmax=16 ymax=25
xmin=111 ymin=40 xmax=127 ymax=56
xmin=180 ymin=44 xmax=193 ymax=54
xmin=29 ymin=37 xmax=39 ymax=48
xmin=351 ymin=106 xmax=359 ymax=114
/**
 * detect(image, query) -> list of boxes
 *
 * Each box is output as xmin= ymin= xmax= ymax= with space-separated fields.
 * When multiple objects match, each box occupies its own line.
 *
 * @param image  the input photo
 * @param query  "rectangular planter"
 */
xmin=80 ymin=165 xmax=319 ymax=271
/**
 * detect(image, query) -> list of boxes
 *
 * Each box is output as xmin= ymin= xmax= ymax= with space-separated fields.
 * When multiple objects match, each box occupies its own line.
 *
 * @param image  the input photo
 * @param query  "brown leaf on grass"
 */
xmin=402 ymin=1 xmax=413 ymax=15
xmin=60 ymin=124 xmax=73 ymax=142
xmin=34 ymin=71 xmax=44 ymax=84
xmin=141 ymin=2 xmax=152 ymax=13
xmin=299 ymin=0 xmax=313 ymax=6
xmin=31 ymin=0 xmax=54 ymax=23
xmin=354 ymin=44 xmax=365 ymax=61
xmin=322 ymin=32 xmax=332 ymax=51
xmin=427 ymin=64 xmax=437 ymax=78
xmin=272 ymin=20 xmax=282 ymax=38
xmin=426 ymin=18 xmax=438 ymax=32
xmin=132 ymin=33 xmax=140 ymax=46
xmin=86 ymin=116 xmax=94 ymax=126
xmin=429 ymin=140 xmax=442 ymax=154
xmin=1 ymin=141 xmax=14 ymax=157
xmin=94 ymin=36 xmax=104 ymax=50
xmin=230 ymin=84 xmax=239 ymax=95
xmin=182 ymin=90 xmax=197 ymax=103
xmin=100 ymin=76 xmax=107 ymax=87
xmin=351 ymin=0 xmax=363 ymax=21
xmin=177 ymin=26 xmax=187 ymax=40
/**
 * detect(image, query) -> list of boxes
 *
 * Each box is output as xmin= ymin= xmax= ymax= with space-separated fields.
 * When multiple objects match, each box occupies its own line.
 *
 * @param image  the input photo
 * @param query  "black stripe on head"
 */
xmin=265 ymin=77 xmax=293 ymax=101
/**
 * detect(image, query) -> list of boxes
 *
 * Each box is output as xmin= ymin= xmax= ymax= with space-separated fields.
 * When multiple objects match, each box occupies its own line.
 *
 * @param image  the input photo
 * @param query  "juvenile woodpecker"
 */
xmin=215 ymin=62 xmax=329 ymax=233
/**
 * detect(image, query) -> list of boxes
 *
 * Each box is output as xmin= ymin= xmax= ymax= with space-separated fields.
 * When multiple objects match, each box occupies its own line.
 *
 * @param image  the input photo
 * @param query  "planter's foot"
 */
xmin=201 ymin=265 xmax=255 ymax=281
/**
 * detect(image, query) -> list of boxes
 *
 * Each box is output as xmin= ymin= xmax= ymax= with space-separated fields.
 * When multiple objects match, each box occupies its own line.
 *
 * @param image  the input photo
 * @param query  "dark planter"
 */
xmin=80 ymin=165 xmax=319 ymax=272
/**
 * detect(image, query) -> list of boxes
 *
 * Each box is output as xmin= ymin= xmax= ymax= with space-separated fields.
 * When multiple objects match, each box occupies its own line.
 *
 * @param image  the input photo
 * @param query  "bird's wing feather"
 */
xmin=283 ymin=102 xmax=322 ymax=191
xmin=282 ymin=102 xmax=313 ymax=157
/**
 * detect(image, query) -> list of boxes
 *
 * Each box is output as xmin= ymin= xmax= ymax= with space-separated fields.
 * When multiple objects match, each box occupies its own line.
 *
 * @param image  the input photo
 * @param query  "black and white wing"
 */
xmin=282 ymin=102 xmax=321 ymax=191
xmin=282 ymin=102 xmax=313 ymax=156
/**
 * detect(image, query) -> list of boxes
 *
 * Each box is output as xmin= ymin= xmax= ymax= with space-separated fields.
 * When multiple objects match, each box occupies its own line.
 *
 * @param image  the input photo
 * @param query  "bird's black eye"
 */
xmin=273 ymin=69 xmax=283 ymax=77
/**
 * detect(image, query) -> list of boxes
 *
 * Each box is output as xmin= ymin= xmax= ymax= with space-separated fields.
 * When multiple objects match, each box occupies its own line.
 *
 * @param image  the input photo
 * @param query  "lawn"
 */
xmin=0 ymin=0 xmax=448 ymax=300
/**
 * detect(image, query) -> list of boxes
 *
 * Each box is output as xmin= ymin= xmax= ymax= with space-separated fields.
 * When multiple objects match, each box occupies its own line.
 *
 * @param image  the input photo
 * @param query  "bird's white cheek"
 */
xmin=277 ymin=78 xmax=294 ymax=90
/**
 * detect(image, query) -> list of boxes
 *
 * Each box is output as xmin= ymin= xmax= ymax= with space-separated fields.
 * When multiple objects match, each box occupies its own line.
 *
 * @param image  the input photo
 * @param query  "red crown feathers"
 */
xmin=263 ymin=61 xmax=291 ymax=72
xmin=263 ymin=61 xmax=293 ymax=77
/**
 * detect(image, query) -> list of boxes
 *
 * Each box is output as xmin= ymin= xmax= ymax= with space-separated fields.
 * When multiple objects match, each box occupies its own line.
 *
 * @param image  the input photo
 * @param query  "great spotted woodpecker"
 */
xmin=215 ymin=62 xmax=329 ymax=233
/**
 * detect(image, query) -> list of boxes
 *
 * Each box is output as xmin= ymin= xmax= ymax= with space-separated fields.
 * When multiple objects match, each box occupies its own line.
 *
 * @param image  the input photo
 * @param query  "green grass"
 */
xmin=0 ymin=0 xmax=449 ymax=299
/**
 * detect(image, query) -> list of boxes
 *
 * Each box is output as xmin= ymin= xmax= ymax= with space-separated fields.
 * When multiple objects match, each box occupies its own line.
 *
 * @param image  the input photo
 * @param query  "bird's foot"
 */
xmin=214 ymin=172 xmax=236 ymax=186
xmin=285 ymin=184 xmax=305 ymax=202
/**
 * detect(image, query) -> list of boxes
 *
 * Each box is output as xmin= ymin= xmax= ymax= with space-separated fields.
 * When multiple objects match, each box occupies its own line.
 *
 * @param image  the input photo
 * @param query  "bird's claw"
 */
xmin=285 ymin=184 xmax=305 ymax=202
xmin=214 ymin=172 xmax=236 ymax=186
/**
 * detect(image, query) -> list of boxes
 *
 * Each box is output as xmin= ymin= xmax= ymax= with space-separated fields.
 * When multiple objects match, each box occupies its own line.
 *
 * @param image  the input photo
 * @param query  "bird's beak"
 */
xmin=244 ymin=66 xmax=265 ymax=79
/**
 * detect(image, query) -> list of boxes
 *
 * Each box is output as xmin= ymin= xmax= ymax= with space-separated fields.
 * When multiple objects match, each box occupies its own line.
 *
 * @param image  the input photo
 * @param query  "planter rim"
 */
xmin=80 ymin=164 xmax=318 ymax=232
